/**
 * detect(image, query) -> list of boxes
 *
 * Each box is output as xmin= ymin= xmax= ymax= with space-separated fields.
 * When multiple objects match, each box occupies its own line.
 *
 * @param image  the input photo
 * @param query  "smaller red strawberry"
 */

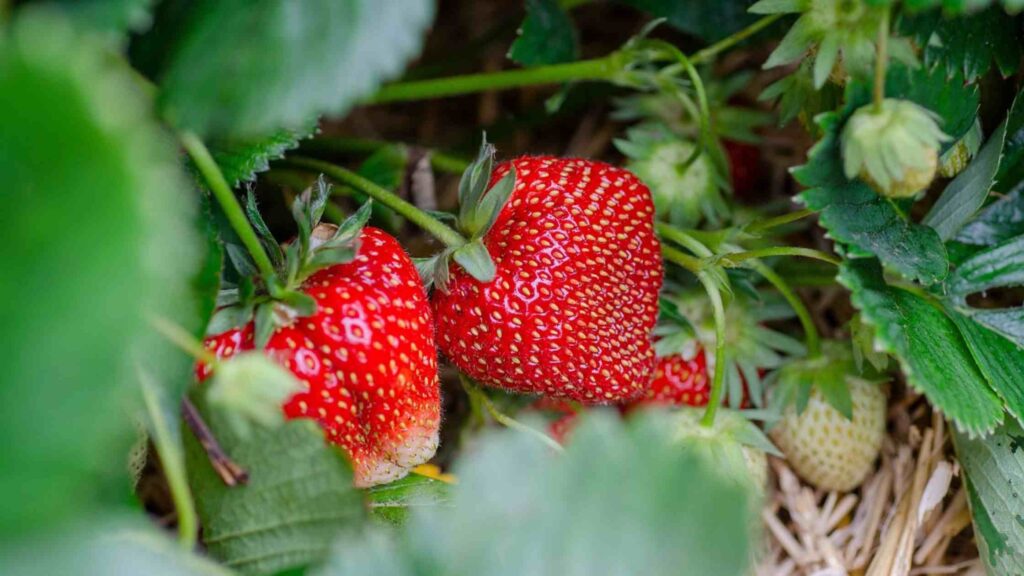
xmin=529 ymin=397 xmax=580 ymax=443
xmin=723 ymin=140 xmax=762 ymax=199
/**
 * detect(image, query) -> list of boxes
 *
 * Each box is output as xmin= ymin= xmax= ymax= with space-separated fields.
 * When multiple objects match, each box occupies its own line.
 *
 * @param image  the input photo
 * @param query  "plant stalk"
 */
xmin=748 ymin=260 xmax=821 ymax=357
xmin=744 ymin=208 xmax=815 ymax=234
xmin=459 ymin=376 xmax=564 ymax=453
xmin=180 ymin=132 xmax=278 ymax=281
xmin=285 ymin=156 xmax=467 ymax=248
xmin=655 ymin=222 xmax=714 ymax=258
xmin=720 ymin=247 xmax=840 ymax=267
xmin=873 ymin=6 xmax=890 ymax=112
xmin=698 ymin=272 xmax=728 ymax=427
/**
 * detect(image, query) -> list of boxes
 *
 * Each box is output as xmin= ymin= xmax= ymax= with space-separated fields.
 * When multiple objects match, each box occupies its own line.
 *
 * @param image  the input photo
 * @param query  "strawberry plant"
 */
xmin=6 ymin=1 xmax=1024 ymax=575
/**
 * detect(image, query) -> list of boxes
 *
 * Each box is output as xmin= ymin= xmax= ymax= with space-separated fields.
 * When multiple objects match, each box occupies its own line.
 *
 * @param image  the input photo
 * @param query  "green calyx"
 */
xmin=841 ymin=98 xmax=950 ymax=199
xmin=420 ymin=134 xmax=516 ymax=291
xmin=772 ymin=340 xmax=885 ymax=420
xmin=210 ymin=176 xmax=372 ymax=346
xmin=616 ymin=124 xmax=726 ymax=227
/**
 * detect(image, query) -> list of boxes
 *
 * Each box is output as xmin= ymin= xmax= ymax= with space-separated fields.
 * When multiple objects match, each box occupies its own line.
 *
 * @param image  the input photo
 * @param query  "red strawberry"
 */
xmin=433 ymin=157 xmax=663 ymax=404
xmin=723 ymin=140 xmax=761 ymax=199
xmin=633 ymin=347 xmax=753 ymax=409
xmin=199 ymin=227 xmax=441 ymax=488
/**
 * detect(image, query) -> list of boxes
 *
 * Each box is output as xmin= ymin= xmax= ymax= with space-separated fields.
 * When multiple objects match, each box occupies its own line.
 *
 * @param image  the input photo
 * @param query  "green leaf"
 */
xmin=901 ymin=7 xmax=1023 ymax=83
xmin=452 ymin=240 xmax=497 ymax=283
xmin=839 ymin=260 xmax=1003 ymax=435
xmin=49 ymin=0 xmax=156 ymax=44
xmin=954 ymin=420 xmax=1024 ymax=573
xmin=0 ymin=518 xmax=233 ymax=575
xmin=211 ymin=122 xmax=318 ymax=187
xmin=948 ymin=311 xmax=1024 ymax=427
xmin=997 ymin=86 xmax=1024 ymax=189
xmin=795 ymin=112 xmax=948 ymax=284
xmin=150 ymin=0 xmax=435 ymax=138
xmin=619 ymin=0 xmax=763 ymax=42
xmin=956 ymin=185 xmax=1024 ymax=246
xmin=0 ymin=9 xmax=201 ymax=534
xmin=206 ymin=353 xmax=302 ymax=439
xmin=879 ymin=59 xmax=980 ymax=150
xmin=184 ymin=395 xmax=366 ymax=575
xmin=923 ymin=119 xmax=1007 ymax=240
xmin=366 ymin=473 xmax=452 ymax=525
xmin=317 ymin=411 xmax=755 ymax=576
xmin=508 ymin=0 xmax=579 ymax=67
xmin=949 ymin=235 xmax=1024 ymax=298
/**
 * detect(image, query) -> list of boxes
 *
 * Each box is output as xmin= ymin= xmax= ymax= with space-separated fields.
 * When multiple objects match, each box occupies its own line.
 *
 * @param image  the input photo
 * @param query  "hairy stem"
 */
xmin=180 ymin=132 xmax=278 ymax=281
xmin=460 ymin=376 xmax=564 ymax=453
xmin=285 ymin=156 xmax=467 ymax=248
xmin=748 ymin=261 xmax=821 ymax=357
xmin=698 ymin=273 xmax=728 ymax=427
xmin=690 ymin=14 xmax=783 ymax=63
xmin=720 ymin=247 xmax=840 ymax=267
xmin=661 ymin=245 xmax=703 ymax=274
xmin=744 ymin=208 xmax=815 ymax=234
xmin=655 ymin=222 xmax=714 ymax=258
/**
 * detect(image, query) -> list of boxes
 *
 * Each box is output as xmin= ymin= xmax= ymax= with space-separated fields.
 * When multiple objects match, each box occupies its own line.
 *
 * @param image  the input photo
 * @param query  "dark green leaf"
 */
xmin=954 ymin=420 xmax=1024 ymax=573
xmin=151 ymin=0 xmax=436 ymax=138
xmin=253 ymin=302 xmax=277 ymax=349
xmin=795 ymin=111 xmax=948 ymax=284
xmin=901 ymin=7 xmax=1023 ymax=83
xmin=49 ymin=0 xmax=156 ymax=44
xmin=759 ymin=59 xmax=843 ymax=129
xmin=949 ymin=311 xmax=1024 ymax=426
xmin=366 ymin=473 xmax=452 ymax=525
xmin=997 ymin=86 xmax=1024 ymax=189
xmin=185 ymin=395 xmax=366 ymax=575
xmin=0 ymin=9 xmax=201 ymax=534
xmin=508 ymin=0 xmax=578 ymax=67
xmin=923 ymin=120 xmax=1007 ymax=240
xmin=194 ymin=197 xmax=224 ymax=336
xmin=452 ymin=240 xmax=497 ymax=283
xmin=949 ymin=234 xmax=1024 ymax=298
xmin=619 ymin=0 xmax=762 ymax=42
xmin=211 ymin=123 xmax=318 ymax=187
xmin=839 ymin=260 xmax=1003 ymax=435
xmin=956 ymin=186 xmax=1024 ymax=245
xmin=317 ymin=411 xmax=755 ymax=576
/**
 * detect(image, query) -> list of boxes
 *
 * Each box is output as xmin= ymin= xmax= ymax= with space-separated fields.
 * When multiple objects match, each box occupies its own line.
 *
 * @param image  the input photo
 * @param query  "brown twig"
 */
xmin=181 ymin=398 xmax=250 ymax=487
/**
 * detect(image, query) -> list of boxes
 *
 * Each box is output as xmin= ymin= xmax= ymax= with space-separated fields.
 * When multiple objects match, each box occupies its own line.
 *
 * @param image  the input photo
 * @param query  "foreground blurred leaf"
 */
xmin=0 ymin=517 xmax=232 ymax=575
xmin=184 ymin=395 xmax=366 ymax=575
xmin=0 ymin=9 xmax=200 ymax=535
xmin=956 ymin=186 xmax=1024 ymax=246
xmin=839 ymin=260 xmax=1003 ymax=435
xmin=317 ymin=411 xmax=754 ymax=576
xmin=145 ymin=0 xmax=435 ymax=138
xmin=210 ymin=122 xmax=319 ymax=187
xmin=50 ymin=0 xmax=156 ymax=44
xmin=954 ymin=419 xmax=1024 ymax=573
xmin=366 ymin=472 xmax=452 ymax=525
xmin=508 ymin=0 xmax=578 ymax=67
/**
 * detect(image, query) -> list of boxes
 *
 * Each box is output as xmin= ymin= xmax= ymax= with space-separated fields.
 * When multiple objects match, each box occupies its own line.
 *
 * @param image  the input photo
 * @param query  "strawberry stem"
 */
xmin=285 ymin=156 xmax=468 ymax=249
xmin=719 ymin=247 xmax=840 ymax=267
xmin=748 ymin=260 xmax=821 ymax=358
xmin=873 ymin=6 xmax=891 ymax=112
xmin=366 ymin=15 xmax=781 ymax=103
xmin=180 ymin=131 xmax=279 ymax=282
xmin=655 ymin=222 xmax=714 ymax=258
xmin=182 ymin=398 xmax=250 ymax=487
xmin=744 ymin=208 xmax=816 ymax=234
xmin=459 ymin=375 xmax=564 ymax=453
xmin=698 ymin=272 xmax=728 ymax=428
xmin=149 ymin=314 xmax=219 ymax=367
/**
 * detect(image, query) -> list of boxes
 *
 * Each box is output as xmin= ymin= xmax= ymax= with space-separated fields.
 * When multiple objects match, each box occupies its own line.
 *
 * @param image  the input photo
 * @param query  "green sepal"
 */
xmin=205 ymin=352 xmax=302 ymax=440
xmin=283 ymin=240 xmax=302 ymax=285
xmin=279 ymin=290 xmax=318 ymax=318
xmin=253 ymin=301 xmax=277 ymax=349
xmin=457 ymin=135 xmax=497 ymax=222
xmin=237 ymin=275 xmax=256 ymax=306
xmin=207 ymin=304 xmax=255 ymax=336
xmin=452 ymin=240 xmax=496 ymax=283
xmin=425 ymin=209 xmax=458 ymax=225
xmin=246 ymin=186 xmax=284 ymax=267
xmin=462 ymin=167 xmax=516 ymax=238
xmin=308 ymin=245 xmax=358 ymax=270
xmin=329 ymin=200 xmax=373 ymax=247
xmin=225 ymin=243 xmax=259 ymax=278
xmin=415 ymin=249 xmax=455 ymax=293
xmin=773 ymin=342 xmax=861 ymax=420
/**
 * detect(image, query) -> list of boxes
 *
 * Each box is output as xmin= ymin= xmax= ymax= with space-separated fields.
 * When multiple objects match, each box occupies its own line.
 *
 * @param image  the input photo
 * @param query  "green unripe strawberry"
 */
xmin=769 ymin=345 xmax=886 ymax=492
xmin=841 ymin=99 xmax=949 ymax=199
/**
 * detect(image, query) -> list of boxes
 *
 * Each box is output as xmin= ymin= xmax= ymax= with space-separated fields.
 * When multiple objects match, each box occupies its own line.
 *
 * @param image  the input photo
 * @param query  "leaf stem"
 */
xmin=285 ymin=156 xmax=467 ymax=248
xmin=138 ymin=368 xmax=197 ymax=550
xmin=182 ymin=398 xmax=250 ymax=487
xmin=367 ymin=15 xmax=781 ymax=103
xmin=744 ymin=208 xmax=815 ymax=234
xmin=180 ymin=132 xmax=278 ymax=281
xmin=698 ymin=272 xmax=728 ymax=428
xmin=301 ymin=137 xmax=470 ymax=174
xmin=661 ymin=245 xmax=703 ymax=274
xmin=748 ymin=261 xmax=820 ymax=357
xmin=719 ymin=247 xmax=840 ymax=267
xmin=149 ymin=314 xmax=219 ymax=367
xmin=873 ymin=6 xmax=890 ymax=112
xmin=459 ymin=376 xmax=564 ymax=453
xmin=655 ymin=221 xmax=714 ymax=258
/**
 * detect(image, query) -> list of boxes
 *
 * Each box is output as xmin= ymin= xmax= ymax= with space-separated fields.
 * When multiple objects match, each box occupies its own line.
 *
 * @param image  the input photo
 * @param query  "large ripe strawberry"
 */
xmin=433 ymin=156 xmax=663 ymax=404
xmin=769 ymin=342 xmax=887 ymax=491
xmin=199 ymin=182 xmax=440 ymax=488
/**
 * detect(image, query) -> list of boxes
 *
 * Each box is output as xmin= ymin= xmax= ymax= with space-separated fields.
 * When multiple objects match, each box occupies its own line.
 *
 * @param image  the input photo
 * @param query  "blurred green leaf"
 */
xmin=0 ymin=9 xmax=200 ymax=535
xmin=317 ymin=412 xmax=755 ymax=576
xmin=954 ymin=419 xmax=1024 ymax=573
xmin=839 ymin=260 xmax=1003 ymax=436
xmin=901 ymin=7 xmax=1023 ymax=83
xmin=0 ymin=517 xmax=233 ymax=575
xmin=146 ymin=0 xmax=435 ymax=138
xmin=949 ymin=234 xmax=1024 ymax=298
xmin=619 ymin=0 xmax=761 ymax=42
xmin=49 ymin=0 xmax=156 ymax=44
xmin=184 ymin=394 xmax=366 ymax=575
xmin=956 ymin=186 xmax=1024 ymax=246
xmin=366 ymin=473 xmax=452 ymax=525
xmin=508 ymin=0 xmax=579 ymax=67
